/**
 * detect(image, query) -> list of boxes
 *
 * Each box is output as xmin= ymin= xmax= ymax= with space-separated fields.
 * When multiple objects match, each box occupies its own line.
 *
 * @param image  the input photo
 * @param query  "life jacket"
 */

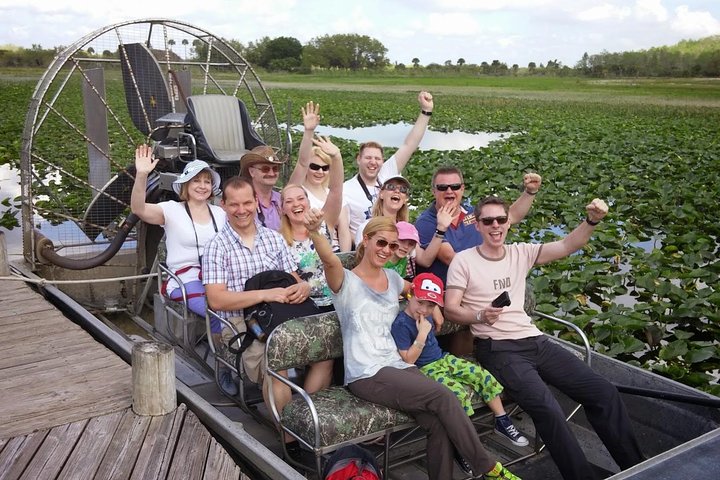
xmin=323 ymin=444 xmax=382 ymax=480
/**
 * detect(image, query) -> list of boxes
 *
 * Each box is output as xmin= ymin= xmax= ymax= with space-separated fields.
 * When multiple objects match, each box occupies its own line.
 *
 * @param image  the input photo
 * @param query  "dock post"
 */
xmin=0 ymin=231 xmax=8 ymax=276
xmin=132 ymin=342 xmax=177 ymax=415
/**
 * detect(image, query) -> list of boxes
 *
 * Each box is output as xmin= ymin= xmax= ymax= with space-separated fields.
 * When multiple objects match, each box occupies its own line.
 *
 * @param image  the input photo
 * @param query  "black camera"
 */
xmin=491 ymin=291 xmax=511 ymax=308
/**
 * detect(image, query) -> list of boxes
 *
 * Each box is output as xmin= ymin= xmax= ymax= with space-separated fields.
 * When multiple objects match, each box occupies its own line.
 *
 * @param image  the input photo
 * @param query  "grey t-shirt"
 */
xmin=332 ymin=268 xmax=412 ymax=384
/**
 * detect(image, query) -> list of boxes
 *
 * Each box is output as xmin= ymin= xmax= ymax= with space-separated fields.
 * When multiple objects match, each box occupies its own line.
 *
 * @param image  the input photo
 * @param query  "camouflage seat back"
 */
xmin=266 ymin=311 xmax=343 ymax=371
xmin=336 ymin=251 xmax=356 ymax=270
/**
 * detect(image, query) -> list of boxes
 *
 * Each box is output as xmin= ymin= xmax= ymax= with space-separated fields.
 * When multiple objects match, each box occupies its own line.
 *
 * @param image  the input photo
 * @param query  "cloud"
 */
xmin=576 ymin=3 xmax=633 ymax=22
xmin=425 ymin=12 xmax=480 ymax=36
xmin=634 ymin=0 xmax=668 ymax=22
xmin=671 ymin=5 xmax=720 ymax=36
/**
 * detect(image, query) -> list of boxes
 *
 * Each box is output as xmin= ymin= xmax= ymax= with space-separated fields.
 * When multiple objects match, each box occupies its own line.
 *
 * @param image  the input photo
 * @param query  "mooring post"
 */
xmin=0 ymin=231 xmax=9 ymax=277
xmin=131 ymin=341 xmax=176 ymax=415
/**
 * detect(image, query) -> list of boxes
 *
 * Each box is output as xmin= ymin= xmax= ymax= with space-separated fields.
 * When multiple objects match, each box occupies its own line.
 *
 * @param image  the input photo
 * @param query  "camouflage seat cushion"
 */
xmin=267 ymin=312 xmax=344 ymax=371
xmin=281 ymin=386 xmax=414 ymax=447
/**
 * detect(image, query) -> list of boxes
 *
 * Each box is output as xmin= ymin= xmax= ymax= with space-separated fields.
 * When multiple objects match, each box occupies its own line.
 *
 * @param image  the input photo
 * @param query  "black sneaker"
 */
xmin=453 ymin=448 xmax=474 ymax=477
xmin=494 ymin=414 xmax=529 ymax=447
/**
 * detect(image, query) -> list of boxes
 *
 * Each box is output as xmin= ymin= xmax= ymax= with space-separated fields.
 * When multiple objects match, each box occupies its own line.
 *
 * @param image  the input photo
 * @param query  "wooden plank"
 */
xmin=57 ymin=410 xmax=125 ymax=480
xmin=0 ymin=346 xmax=128 ymax=384
xmin=203 ymin=436 xmax=242 ymax=480
xmin=93 ymin=409 xmax=152 ymax=480
xmin=154 ymin=404 xmax=188 ymax=480
xmin=128 ymin=406 xmax=183 ymax=480
xmin=0 ymin=431 xmax=49 ymax=480
xmin=166 ymin=410 xmax=212 ymax=480
xmin=0 ymin=337 xmax=101 ymax=370
xmin=18 ymin=420 xmax=87 ymax=480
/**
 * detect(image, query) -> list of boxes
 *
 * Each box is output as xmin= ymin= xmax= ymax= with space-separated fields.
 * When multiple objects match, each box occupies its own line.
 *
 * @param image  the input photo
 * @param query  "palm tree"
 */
xmin=168 ymin=39 xmax=176 ymax=52
xmin=182 ymin=39 xmax=189 ymax=59
xmin=457 ymin=58 xmax=465 ymax=67
xmin=411 ymin=57 xmax=420 ymax=68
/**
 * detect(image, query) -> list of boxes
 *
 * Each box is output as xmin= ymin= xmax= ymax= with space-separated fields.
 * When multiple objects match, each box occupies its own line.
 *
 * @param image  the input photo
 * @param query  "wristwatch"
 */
xmin=476 ymin=310 xmax=484 ymax=324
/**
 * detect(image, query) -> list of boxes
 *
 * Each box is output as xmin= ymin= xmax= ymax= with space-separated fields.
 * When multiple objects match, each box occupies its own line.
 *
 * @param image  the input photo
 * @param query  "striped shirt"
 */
xmin=202 ymin=220 xmax=297 ymax=319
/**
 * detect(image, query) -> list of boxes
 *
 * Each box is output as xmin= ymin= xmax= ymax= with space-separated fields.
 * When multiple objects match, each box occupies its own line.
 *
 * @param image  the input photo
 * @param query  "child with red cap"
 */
xmin=391 ymin=273 xmax=529 ymax=451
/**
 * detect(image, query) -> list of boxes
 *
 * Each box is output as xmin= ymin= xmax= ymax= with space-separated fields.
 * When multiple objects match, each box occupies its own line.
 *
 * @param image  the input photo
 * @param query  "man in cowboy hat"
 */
xmin=240 ymin=145 xmax=286 ymax=231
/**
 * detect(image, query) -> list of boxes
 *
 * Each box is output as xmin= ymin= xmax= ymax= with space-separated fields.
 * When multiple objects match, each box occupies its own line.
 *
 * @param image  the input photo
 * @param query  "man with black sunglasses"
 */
xmin=444 ymin=195 xmax=644 ymax=480
xmin=415 ymin=166 xmax=541 ymax=284
xmin=344 ymin=91 xmax=434 ymax=239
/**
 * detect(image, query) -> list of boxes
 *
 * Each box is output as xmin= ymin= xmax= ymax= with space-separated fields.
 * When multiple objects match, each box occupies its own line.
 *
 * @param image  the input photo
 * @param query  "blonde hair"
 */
xmin=279 ymin=183 xmax=309 ymax=246
xmin=179 ymin=170 xmax=213 ymax=201
xmin=355 ymin=216 xmax=398 ymax=265
xmin=370 ymin=185 xmax=409 ymax=222
xmin=308 ymin=147 xmax=331 ymax=188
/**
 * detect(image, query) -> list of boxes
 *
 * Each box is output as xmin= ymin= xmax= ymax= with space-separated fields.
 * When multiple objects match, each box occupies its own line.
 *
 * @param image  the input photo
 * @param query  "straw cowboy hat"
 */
xmin=240 ymin=145 xmax=285 ymax=176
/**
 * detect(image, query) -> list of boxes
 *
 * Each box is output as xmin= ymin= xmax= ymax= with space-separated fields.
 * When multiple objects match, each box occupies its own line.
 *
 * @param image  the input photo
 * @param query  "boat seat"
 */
xmin=185 ymin=94 xmax=265 ymax=164
xmin=153 ymin=238 xmax=209 ymax=369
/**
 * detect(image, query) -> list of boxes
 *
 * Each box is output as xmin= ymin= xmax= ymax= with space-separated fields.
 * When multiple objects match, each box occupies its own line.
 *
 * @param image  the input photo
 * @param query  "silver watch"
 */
xmin=476 ymin=310 xmax=484 ymax=324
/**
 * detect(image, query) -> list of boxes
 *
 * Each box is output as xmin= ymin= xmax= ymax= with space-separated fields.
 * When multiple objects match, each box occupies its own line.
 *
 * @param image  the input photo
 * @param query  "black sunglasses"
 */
xmin=383 ymin=183 xmax=410 ymax=194
xmin=434 ymin=183 xmax=463 ymax=191
xmin=374 ymin=238 xmax=400 ymax=251
xmin=479 ymin=216 xmax=509 ymax=226
xmin=309 ymin=163 xmax=330 ymax=172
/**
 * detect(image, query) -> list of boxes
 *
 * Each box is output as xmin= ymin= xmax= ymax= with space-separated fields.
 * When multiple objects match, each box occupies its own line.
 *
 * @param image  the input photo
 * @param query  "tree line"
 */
xmin=2 ymin=34 xmax=719 ymax=77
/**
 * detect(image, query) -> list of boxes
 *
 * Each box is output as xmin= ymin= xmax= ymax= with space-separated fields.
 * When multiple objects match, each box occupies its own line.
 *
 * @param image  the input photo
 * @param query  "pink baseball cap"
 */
xmin=396 ymin=221 xmax=419 ymax=243
xmin=411 ymin=273 xmax=444 ymax=307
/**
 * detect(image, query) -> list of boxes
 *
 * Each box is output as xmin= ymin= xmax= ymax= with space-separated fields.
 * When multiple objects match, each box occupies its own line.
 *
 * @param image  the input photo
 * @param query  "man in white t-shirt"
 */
xmin=344 ymin=91 xmax=434 ymax=239
xmin=445 ymin=195 xmax=644 ymax=480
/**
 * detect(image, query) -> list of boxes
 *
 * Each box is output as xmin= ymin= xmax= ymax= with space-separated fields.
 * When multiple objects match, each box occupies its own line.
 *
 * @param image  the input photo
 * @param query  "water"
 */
xmin=290 ymin=122 xmax=514 ymax=150
xmin=0 ymin=164 xmax=23 ymax=259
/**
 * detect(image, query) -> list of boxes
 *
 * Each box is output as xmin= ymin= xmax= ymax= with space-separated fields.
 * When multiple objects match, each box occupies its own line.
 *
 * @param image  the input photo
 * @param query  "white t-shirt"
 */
xmin=343 ymin=154 xmax=399 ymax=239
xmin=158 ymin=201 xmax=226 ymax=292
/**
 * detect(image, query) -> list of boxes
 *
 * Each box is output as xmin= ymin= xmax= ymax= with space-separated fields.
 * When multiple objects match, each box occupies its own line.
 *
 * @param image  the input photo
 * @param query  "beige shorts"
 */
xmin=224 ymin=316 xmax=265 ymax=385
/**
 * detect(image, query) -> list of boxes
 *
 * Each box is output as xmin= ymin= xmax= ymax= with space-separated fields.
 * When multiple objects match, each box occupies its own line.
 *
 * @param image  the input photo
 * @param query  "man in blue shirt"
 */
xmin=415 ymin=166 xmax=541 ymax=283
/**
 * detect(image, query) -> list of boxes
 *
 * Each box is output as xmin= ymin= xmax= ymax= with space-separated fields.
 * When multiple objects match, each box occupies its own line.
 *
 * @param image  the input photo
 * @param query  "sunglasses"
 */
xmin=479 ymin=216 xmax=509 ymax=226
xmin=382 ymin=183 xmax=410 ymax=194
xmin=308 ymin=163 xmax=330 ymax=172
xmin=374 ymin=238 xmax=400 ymax=251
xmin=434 ymin=183 xmax=463 ymax=192
xmin=252 ymin=164 xmax=279 ymax=173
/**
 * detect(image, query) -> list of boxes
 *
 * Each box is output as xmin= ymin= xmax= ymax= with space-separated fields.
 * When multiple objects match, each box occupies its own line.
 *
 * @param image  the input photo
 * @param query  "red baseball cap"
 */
xmin=411 ymin=273 xmax=444 ymax=307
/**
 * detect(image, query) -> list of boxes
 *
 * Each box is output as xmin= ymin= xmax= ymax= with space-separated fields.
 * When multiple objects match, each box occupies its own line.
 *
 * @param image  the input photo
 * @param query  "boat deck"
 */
xmin=0 ymin=278 xmax=246 ymax=479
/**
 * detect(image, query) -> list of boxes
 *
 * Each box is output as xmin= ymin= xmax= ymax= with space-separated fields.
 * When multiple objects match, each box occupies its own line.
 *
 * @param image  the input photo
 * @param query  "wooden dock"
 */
xmin=0 ymin=278 xmax=248 ymax=479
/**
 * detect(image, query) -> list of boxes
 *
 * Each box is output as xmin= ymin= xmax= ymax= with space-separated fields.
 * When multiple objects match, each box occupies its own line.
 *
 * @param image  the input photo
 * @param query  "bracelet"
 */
xmin=413 ymin=340 xmax=425 ymax=349
xmin=475 ymin=310 xmax=484 ymax=324
xmin=421 ymin=110 xmax=433 ymax=117
xmin=585 ymin=217 xmax=600 ymax=226
xmin=434 ymin=229 xmax=446 ymax=237
xmin=525 ymin=189 xmax=538 ymax=195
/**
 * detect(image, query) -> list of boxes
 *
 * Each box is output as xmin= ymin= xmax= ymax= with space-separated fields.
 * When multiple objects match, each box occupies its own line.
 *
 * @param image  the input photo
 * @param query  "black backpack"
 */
xmin=228 ymin=270 xmax=320 ymax=359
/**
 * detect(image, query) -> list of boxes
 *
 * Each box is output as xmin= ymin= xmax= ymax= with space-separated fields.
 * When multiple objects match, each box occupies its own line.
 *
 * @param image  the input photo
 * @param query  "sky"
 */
xmin=1 ymin=0 xmax=719 ymax=67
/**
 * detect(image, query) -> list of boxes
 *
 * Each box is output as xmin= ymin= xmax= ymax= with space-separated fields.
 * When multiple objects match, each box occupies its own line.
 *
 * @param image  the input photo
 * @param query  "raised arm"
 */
xmin=415 ymin=203 xmax=456 ymax=267
xmin=314 ymin=135 xmax=344 ymax=227
xmin=508 ymin=172 xmax=542 ymax=225
xmin=130 ymin=144 xmax=165 ymax=225
xmin=305 ymin=208 xmax=344 ymax=293
xmin=394 ymin=91 xmax=434 ymax=172
xmin=536 ymin=198 xmax=608 ymax=265
xmin=336 ymin=206 xmax=352 ymax=252
xmin=288 ymin=101 xmax=320 ymax=186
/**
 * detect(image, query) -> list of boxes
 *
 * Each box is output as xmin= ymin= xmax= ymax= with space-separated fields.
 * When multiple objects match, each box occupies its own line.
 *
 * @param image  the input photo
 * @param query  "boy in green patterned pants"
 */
xmin=391 ymin=273 xmax=529 ymax=448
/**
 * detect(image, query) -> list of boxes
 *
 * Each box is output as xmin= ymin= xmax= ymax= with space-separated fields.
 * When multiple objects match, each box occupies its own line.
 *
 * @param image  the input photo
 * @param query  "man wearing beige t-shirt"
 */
xmin=444 ymin=195 xmax=643 ymax=480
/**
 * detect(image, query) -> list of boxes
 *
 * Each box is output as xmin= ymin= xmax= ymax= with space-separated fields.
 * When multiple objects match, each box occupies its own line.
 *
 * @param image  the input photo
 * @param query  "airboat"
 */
xmin=14 ymin=18 xmax=720 ymax=480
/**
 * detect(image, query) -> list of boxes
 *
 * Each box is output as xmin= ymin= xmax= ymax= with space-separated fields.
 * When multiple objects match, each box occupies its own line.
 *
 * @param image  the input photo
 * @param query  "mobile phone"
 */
xmin=491 ymin=291 xmax=511 ymax=308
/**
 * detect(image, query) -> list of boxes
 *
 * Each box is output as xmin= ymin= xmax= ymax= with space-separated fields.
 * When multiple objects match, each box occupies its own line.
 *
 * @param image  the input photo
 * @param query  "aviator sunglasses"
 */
xmin=252 ymin=164 xmax=280 ymax=173
xmin=479 ymin=216 xmax=509 ymax=226
xmin=373 ymin=238 xmax=400 ymax=251
xmin=434 ymin=183 xmax=463 ymax=192
xmin=382 ymin=183 xmax=410 ymax=194
xmin=309 ymin=163 xmax=330 ymax=172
